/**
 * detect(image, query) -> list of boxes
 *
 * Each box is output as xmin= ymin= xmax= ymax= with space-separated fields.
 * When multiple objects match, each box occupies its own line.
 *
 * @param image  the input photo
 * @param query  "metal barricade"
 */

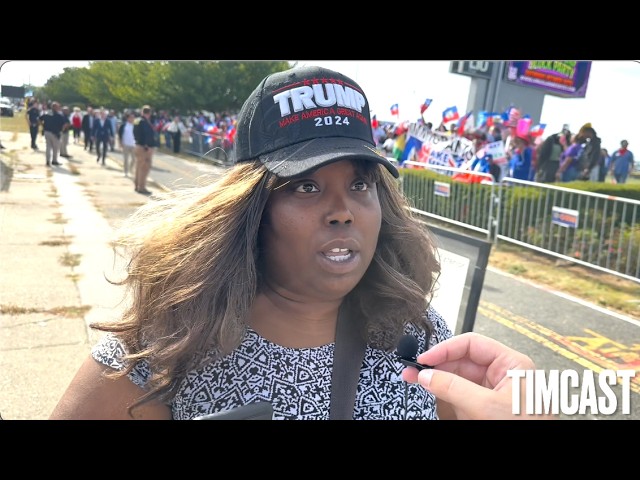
xmin=397 ymin=160 xmax=640 ymax=284
xmin=183 ymin=130 xmax=234 ymax=165
xmin=498 ymin=177 xmax=640 ymax=283
xmin=401 ymin=160 xmax=498 ymax=241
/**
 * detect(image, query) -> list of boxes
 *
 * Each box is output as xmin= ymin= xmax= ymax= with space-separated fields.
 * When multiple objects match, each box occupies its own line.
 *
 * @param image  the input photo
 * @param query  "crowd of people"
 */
xmin=24 ymin=99 xmax=240 ymax=195
xmin=376 ymin=112 xmax=635 ymax=185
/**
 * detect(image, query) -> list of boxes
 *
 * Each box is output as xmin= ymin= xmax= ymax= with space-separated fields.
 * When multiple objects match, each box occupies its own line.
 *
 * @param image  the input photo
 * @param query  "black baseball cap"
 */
xmin=234 ymin=65 xmax=399 ymax=179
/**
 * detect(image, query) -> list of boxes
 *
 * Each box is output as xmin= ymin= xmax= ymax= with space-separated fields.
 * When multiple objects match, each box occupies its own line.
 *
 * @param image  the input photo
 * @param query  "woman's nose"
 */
xmin=325 ymin=194 xmax=354 ymax=226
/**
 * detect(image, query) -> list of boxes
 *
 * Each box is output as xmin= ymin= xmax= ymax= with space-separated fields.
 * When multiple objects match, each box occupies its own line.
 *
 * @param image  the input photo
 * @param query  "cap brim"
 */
xmin=257 ymin=137 xmax=399 ymax=179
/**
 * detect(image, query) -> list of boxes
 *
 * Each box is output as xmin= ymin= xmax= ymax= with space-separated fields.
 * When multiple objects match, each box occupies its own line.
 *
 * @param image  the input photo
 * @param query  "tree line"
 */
xmin=35 ymin=61 xmax=294 ymax=113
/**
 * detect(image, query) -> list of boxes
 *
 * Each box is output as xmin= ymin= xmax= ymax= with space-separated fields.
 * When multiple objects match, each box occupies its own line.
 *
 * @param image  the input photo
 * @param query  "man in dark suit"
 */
xmin=92 ymin=109 xmax=114 ymax=165
xmin=82 ymin=106 xmax=95 ymax=152
xmin=26 ymin=100 xmax=41 ymax=150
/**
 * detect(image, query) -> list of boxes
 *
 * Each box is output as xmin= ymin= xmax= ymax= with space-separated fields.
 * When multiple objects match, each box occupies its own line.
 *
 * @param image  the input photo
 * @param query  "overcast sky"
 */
xmin=2 ymin=60 xmax=638 ymax=152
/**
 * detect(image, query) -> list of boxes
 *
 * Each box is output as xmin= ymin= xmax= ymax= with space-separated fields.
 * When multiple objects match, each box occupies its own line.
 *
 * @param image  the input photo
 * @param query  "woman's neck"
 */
xmin=248 ymin=290 xmax=342 ymax=348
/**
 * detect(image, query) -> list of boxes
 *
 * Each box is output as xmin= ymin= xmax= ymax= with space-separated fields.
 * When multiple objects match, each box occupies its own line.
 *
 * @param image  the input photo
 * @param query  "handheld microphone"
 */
xmin=396 ymin=334 xmax=433 ymax=370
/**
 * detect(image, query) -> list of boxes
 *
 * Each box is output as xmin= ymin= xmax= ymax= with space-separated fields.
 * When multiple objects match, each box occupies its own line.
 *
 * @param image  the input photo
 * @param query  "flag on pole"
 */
xmin=371 ymin=114 xmax=379 ymax=129
xmin=390 ymin=104 xmax=399 ymax=116
xmin=457 ymin=111 xmax=473 ymax=135
xmin=442 ymin=106 xmax=459 ymax=123
xmin=420 ymin=98 xmax=433 ymax=114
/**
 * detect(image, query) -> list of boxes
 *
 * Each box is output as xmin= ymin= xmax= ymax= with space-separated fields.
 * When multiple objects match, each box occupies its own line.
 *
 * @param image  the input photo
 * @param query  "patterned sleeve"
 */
xmin=403 ymin=305 xmax=453 ymax=354
xmin=91 ymin=333 xmax=152 ymax=389
xmin=426 ymin=305 xmax=453 ymax=348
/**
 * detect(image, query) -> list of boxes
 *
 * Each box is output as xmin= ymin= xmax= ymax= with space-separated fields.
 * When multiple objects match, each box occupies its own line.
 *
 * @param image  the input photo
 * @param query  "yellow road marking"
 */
xmin=478 ymin=301 xmax=640 ymax=395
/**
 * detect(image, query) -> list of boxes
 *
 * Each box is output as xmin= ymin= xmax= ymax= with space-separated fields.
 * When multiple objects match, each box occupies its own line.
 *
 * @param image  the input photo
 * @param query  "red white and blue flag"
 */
xmin=420 ymin=98 xmax=433 ymax=114
xmin=442 ymin=106 xmax=459 ymax=123
xmin=529 ymin=123 xmax=546 ymax=137
xmin=457 ymin=111 xmax=473 ymax=135
xmin=390 ymin=104 xmax=399 ymax=116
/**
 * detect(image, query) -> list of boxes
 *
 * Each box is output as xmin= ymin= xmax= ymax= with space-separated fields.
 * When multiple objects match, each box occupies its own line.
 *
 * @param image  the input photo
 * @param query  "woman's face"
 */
xmin=260 ymin=159 xmax=382 ymax=303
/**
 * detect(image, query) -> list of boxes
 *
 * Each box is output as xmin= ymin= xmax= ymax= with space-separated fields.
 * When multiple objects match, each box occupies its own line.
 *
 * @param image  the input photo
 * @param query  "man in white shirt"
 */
xmin=119 ymin=113 xmax=137 ymax=176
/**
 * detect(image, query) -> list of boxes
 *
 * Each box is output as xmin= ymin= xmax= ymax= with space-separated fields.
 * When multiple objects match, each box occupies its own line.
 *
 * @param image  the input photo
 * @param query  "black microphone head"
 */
xmin=397 ymin=334 xmax=419 ymax=360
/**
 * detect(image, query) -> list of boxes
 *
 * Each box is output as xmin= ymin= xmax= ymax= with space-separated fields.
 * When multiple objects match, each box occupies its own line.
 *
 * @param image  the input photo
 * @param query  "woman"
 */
xmin=163 ymin=115 xmax=188 ymax=153
xmin=70 ymin=107 xmax=83 ymax=144
xmin=50 ymin=66 xmax=541 ymax=420
xmin=508 ymin=134 xmax=534 ymax=181
xmin=556 ymin=135 xmax=584 ymax=183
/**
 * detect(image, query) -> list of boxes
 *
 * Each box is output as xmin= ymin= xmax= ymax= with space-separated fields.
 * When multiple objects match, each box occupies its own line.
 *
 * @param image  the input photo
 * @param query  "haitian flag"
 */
xmin=529 ymin=123 xmax=546 ymax=137
xmin=457 ymin=111 xmax=473 ymax=135
xmin=420 ymin=98 xmax=433 ymax=114
xmin=390 ymin=104 xmax=399 ymax=116
xmin=442 ymin=106 xmax=459 ymax=123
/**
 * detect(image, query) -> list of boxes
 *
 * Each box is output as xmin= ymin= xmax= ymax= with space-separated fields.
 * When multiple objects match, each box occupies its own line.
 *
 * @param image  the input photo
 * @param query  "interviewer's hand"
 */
xmin=402 ymin=332 xmax=554 ymax=420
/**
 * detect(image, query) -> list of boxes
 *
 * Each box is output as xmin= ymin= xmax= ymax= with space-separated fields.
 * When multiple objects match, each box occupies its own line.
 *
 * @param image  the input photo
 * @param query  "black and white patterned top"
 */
xmin=92 ymin=306 xmax=452 ymax=420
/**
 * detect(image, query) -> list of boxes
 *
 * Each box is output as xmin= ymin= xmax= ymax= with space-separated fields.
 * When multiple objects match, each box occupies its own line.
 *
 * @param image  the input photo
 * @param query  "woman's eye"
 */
xmin=294 ymin=182 xmax=319 ymax=193
xmin=352 ymin=180 xmax=369 ymax=191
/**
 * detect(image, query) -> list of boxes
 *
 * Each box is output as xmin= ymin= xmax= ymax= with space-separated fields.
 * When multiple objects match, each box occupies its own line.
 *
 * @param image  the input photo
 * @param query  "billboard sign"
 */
xmin=1 ymin=85 xmax=26 ymax=99
xmin=504 ymin=61 xmax=592 ymax=98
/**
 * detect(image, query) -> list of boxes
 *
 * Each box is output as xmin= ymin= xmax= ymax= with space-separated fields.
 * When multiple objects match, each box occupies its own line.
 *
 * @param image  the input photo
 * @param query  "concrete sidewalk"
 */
xmin=0 ymin=131 xmax=163 ymax=420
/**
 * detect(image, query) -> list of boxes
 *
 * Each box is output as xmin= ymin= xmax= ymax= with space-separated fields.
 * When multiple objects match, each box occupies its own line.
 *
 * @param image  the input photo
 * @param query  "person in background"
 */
xmin=556 ymin=135 xmax=583 ymax=183
xmin=59 ymin=106 xmax=72 ymax=159
xmin=26 ymin=100 xmax=41 ymax=150
xmin=598 ymin=148 xmax=610 ymax=182
xmin=508 ymin=134 xmax=533 ymax=181
xmin=41 ymin=102 xmax=67 ymax=167
xmin=93 ymin=109 xmax=113 ymax=166
xmin=576 ymin=124 xmax=601 ymax=181
xmin=107 ymin=109 xmax=118 ymax=151
xmin=82 ymin=106 xmax=95 ymax=152
xmin=49 ymin=65 xmax=547 ymax=421
xmin=371 ymin=117 xmax=385 ymax=148
xmin=70 ymin=107 xmax=83 ymax=144
xmin=535 ymin=130 xmax=565 ymax=183
xmin=163 ymin=115 xmax=189 ymax=154
xmin=132 ymin=105 xmax=156 ymax=195
xmin=609 ymin=140 xmax=634 ymax=184
xmin=118 ymin=112 xmax=137 ymax=177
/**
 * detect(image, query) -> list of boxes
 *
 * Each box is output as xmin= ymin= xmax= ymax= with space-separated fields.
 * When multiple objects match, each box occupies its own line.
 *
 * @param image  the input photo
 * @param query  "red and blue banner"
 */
xmin=390 ymin=104 xmax=399 ymax=116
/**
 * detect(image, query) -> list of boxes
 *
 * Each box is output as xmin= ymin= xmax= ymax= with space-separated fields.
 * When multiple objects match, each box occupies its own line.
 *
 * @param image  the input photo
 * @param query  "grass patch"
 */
xmin=66 ymin=273 xmax=82 ymax=282
xmin=59 ymin=252 xmax=81 ymax=267
xmin=39 ymin=239 xmax=71 ymax=247
xmin=0 ymin=304 xmax=40 ymax=315
xmin=50 ymin=212 xmax=67 ymax=224
xmin=0 ymin=303 xmax=92 ymax=317
xmin=489 ymin=242 xmax=640 ymax=318
xmin=0 ymin=114 xmax=29 ymax=135
xmin=48 ymin=305 xmax=91 ymax=317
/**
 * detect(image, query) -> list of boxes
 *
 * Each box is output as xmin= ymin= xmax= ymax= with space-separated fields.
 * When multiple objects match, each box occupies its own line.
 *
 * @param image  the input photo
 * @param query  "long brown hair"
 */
xmin=94 ymin=159 xmax=440 ymax=410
